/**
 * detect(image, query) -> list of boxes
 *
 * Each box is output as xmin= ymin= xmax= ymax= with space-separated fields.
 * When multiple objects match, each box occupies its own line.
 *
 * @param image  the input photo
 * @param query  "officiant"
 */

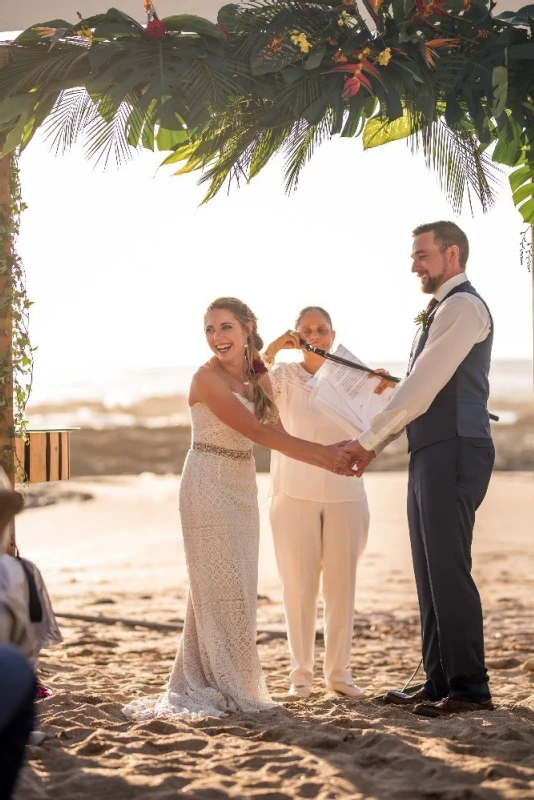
xmin=263 ymin=307 xmax=390 ymax=700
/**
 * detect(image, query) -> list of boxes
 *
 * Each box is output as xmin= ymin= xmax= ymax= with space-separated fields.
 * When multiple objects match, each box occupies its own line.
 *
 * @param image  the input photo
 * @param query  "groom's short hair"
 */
xmin=413 ymin=221 xmax=469 ymax=270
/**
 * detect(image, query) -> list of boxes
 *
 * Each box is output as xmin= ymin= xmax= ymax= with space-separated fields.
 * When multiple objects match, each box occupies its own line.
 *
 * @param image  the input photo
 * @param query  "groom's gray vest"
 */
xmin=406 ymin=281 xmax=493 ymax=454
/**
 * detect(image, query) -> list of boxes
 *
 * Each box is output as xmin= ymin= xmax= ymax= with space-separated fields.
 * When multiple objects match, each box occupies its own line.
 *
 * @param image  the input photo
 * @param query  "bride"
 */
xmin=123 ymin=297 xmax=353 ymax=720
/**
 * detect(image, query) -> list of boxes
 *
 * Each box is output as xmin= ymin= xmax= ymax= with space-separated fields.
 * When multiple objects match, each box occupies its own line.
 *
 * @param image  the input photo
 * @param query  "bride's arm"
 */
xmin=258 ymin=373 xmax=346 ymax=471
xmin=191 ymin=369 xmax=352 ymax=474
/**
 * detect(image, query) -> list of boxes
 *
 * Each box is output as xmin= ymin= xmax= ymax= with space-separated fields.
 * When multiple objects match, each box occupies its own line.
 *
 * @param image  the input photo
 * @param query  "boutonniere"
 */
xmin=414 ymin=309 xmax=430 ymax=328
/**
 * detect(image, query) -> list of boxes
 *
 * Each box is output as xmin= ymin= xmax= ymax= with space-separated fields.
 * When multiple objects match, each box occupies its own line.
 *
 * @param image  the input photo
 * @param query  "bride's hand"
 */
xmin=317 ymin=443 xmax=355 ymax=476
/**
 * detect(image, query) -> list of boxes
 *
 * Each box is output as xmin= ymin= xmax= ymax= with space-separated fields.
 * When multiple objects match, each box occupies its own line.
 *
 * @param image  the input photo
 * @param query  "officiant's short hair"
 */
xmin=413 ymin=221 xmax=469 ymax=270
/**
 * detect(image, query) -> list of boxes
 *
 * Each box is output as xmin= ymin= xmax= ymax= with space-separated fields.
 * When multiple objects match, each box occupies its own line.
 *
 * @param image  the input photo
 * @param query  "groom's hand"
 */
xmin=342 ymin=440 xmax=375 ymax=477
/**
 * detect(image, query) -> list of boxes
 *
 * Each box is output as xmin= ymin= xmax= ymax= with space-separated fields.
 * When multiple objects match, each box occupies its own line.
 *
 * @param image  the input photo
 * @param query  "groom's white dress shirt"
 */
xmin=358 ymin=273 xmax=492 ymax=454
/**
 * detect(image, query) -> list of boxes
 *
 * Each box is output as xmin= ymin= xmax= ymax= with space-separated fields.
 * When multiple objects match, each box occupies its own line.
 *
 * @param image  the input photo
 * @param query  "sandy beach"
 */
xmin=11 ymin=470 xmax=534 ymax=800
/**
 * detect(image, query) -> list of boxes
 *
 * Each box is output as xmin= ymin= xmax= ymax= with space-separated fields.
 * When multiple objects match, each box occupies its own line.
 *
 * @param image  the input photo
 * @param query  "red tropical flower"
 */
xmin=252 ymin=359 xmax=268 ymax=376
xmin=145 ymin=18 xmax=167 ymax=39
xmin=331 ymin=58 xmax=380 ymax=99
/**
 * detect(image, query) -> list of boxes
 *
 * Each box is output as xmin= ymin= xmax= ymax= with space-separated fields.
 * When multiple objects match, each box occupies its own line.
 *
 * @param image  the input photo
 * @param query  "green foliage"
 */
xmin=0 ymin=152 xmax=34 ymax=480
xmin=0 ymin=1 xmax=534 ymax=217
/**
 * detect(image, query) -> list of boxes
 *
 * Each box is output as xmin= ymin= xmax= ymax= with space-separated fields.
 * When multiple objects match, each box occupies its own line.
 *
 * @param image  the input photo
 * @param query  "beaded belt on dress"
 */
xmin=192 ymin=442 xmax=253 ymax=461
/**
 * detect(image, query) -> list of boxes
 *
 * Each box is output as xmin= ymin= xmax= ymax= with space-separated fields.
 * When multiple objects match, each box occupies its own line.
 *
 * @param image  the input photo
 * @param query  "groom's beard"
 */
xmin=421 ymin=261 xmax=447 ymax=294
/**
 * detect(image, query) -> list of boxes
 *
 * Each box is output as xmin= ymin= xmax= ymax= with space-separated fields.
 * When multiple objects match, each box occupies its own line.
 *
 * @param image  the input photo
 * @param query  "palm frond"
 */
xmin=40 ymin=87 xmax=98 ymax=155
xmin=282 ymin=115 xmax=330 ymax=192
xmin=0 ymin=43 xmax=89 ymax=96
xmin=83 ymin=92 xmax=141 ymax=168
xmin=181 ymin=58 xmax=244 ymax=129
xmin=411 ymin=121 xmax=499 ymax=215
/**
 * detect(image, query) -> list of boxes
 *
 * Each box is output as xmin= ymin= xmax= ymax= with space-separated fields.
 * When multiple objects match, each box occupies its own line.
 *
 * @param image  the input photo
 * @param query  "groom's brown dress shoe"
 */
xmin=383 ymin=688 xmax=437 ymax=706
xmin=413 ymin=697 xmax=495 ymax=718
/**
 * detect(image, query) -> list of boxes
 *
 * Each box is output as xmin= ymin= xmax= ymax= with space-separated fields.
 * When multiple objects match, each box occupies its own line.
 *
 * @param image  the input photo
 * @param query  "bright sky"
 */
xmin=17 ymin=128 xmax=532 ymax=377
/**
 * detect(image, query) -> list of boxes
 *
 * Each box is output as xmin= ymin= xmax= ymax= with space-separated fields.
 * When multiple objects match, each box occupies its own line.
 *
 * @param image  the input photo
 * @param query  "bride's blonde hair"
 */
xmin=204 ymin=297 xmax=277 ymax=423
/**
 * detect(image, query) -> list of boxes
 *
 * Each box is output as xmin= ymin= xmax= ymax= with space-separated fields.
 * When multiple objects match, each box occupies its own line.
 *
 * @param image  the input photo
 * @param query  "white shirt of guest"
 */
xmin=269 ymin=362 xmax=366 ymax=502
xmin=358 ymin=273 xmax=492 ymax=454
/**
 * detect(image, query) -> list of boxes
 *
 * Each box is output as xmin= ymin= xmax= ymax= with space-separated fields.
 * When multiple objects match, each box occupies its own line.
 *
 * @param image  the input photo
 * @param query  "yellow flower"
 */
xmin=290 ymin=31 xmax=311 ymax=54
xmin=77 ymin=27 xmax=93 ymax=40
xmin=377 ymin=47 xmax=392 ymax=66
xmin=32 ymin=27 xmax=57 ymax=38
xmin=338 ymin=10 xmax=349 ymax=26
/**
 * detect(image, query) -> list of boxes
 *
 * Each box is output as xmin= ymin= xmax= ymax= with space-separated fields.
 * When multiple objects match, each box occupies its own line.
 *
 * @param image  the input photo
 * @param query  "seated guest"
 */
xmin=0 ymin=487 xmax=36 ymax=799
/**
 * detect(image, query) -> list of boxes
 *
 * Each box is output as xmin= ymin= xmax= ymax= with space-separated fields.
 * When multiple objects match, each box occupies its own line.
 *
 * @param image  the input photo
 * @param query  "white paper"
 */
xmin=309 ymin=345 xmax=396 ymax=435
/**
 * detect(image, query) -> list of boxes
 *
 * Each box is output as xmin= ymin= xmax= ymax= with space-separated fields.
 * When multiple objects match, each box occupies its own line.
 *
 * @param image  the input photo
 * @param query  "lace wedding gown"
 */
xmin=123 ymin=394 xmax=276 ymax=720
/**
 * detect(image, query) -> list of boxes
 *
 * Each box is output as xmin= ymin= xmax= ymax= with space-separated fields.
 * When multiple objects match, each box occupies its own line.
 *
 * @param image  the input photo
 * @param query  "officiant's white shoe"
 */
xmin=288 ymin=683 xmax=312 ymax=699
xmin=327 ymin=683 xmax=366 ymax=700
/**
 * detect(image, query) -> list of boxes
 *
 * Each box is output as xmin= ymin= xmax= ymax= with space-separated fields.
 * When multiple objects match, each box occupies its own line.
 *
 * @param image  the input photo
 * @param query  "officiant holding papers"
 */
xmin=344 ymin=221 xmax=495 ymax=718
xmin=263 ymin=307 xmax=390 ymax=700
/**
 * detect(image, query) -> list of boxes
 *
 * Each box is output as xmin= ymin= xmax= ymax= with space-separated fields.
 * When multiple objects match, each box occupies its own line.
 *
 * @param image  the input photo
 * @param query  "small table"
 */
xmin=14 ymin=429 xmax=77 ymax=483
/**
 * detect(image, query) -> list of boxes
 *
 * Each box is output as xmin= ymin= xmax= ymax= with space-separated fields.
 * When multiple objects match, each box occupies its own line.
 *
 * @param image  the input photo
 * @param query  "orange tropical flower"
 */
xmin=33 ymin=27 xmax=57 ymax=38
xmin=144 ymin=1 xmax=152 ymax=12
xmin=331 ymin=59 xmax=380 ymax=98
xmin=424 ymin=38 xmax=460 ymax=67
xmin=426 ymin=37 xmax=461 ymax=48
xmin=268 ymin=35 xmax=283 ymax=53
xmin=415 ymin=0 xmax=448 ymax=20
xmin=332 ymin=50 xmax=348 ymax=63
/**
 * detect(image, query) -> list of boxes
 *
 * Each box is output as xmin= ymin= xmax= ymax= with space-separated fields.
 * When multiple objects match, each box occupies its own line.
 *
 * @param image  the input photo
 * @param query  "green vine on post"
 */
xmin=0 ymin=148 xmax=34 ymax=481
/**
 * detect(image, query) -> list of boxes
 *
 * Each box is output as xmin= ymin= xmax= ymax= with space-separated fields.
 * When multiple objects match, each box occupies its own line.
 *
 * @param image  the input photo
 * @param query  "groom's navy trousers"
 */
xmin=407 ymin=437 xmax=494 ymax=703
xmin=406 ymin=281 xmax=494 ymax=703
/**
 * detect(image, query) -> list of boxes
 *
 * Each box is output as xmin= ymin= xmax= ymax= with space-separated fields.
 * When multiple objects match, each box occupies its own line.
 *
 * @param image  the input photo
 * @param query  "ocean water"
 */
xmin=27 ymin=359 xmax=532 ymax=408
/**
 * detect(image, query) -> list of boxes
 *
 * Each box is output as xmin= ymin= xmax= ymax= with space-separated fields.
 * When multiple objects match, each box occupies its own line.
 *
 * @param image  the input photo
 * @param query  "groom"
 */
xmin=345 ymin=221 xmax=495 ymax=717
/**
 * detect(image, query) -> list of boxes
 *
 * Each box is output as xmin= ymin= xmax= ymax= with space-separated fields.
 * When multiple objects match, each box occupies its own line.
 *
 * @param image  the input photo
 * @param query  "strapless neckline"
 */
xmin=190 ymin=391 xmax=253 ymax=408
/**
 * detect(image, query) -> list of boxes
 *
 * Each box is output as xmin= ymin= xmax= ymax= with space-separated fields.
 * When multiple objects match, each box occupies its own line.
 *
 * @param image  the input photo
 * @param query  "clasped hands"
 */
xmin=326 ymin=441 xmax=375 ymax=478
xmin=324 ymin=368 xmax=392 ymax=477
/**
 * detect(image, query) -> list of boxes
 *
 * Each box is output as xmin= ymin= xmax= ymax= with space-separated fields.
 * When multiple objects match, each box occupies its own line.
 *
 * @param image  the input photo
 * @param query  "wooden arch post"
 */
xmin=0 ymin=46 xmax=17 ymax=554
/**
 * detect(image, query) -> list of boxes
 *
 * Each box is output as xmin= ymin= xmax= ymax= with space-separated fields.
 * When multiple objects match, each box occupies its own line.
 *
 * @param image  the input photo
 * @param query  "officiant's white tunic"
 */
xmin=269 ymin=362 xmax=369 ymax=689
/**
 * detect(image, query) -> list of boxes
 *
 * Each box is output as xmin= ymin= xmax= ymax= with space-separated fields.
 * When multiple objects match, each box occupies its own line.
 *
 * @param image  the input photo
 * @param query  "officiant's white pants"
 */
xmin=270 ymin=493 xmax=369 ymax=688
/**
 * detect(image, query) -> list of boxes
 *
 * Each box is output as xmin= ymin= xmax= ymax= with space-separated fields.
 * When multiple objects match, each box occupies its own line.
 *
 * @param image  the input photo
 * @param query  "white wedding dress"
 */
xmin=123 ymin=395 xmax=276 ymax=720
